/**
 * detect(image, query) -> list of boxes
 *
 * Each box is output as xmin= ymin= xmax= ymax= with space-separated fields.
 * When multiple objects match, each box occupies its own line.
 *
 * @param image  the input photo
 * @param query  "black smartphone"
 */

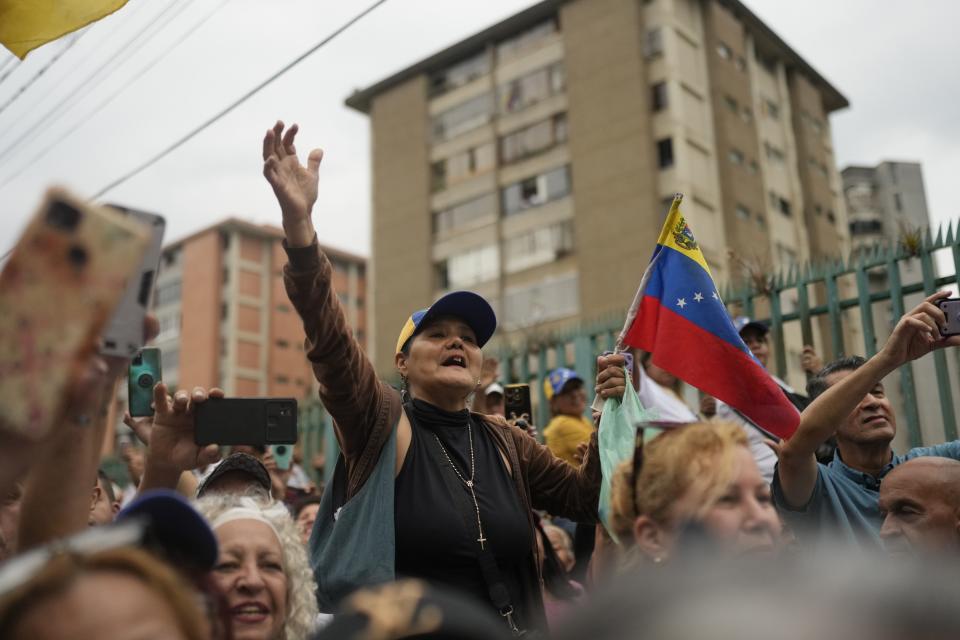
xmin=128 ymin=347 xmax=161 ymax=417
xmin=504 ymin=384 xmax=532 ymax=422
xmin=938 ymin=298 xmax=960 ymax=337
xmin=194 ymin=398 xmax=298 ymax=446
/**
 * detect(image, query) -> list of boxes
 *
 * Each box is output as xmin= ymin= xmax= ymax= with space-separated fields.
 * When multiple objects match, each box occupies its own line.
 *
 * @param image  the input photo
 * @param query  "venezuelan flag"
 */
xmin=620 ymin=194 xmax=799 ymax=440
xmin=0 ymin=0 xmax=129 ymax=59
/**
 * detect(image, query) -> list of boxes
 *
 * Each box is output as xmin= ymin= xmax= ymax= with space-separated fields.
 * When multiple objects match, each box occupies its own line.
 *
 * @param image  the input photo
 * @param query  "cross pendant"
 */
xmin=477 ymin=534 xmax=487 ymax=550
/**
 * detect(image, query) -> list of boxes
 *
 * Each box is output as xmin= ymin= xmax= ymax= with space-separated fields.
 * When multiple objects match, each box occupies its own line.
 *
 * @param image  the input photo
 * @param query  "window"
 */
xmin=764 ymin=142 xmax=785 ymax=163
xmin=735 ymin=204 xmax=750 ymax=220
xmin=769 ymin=191 xmax=791 ymax=216
xmin=499 ymin=63 xmax=564 ymax=114
xmin=435 ymin=245 xmax=499 ymax=289
xmin=656 ymin=138 xmax=674 ymax=169
xmin=429 ymin=51 xmax=489 ymax=95
xmin=276 ymin=339 xmax=289 ymax=348
xmin=728 ymin=149 xmax=744 ymax=166
xmin=432 ymin=93 xmax=493 ymax=141
xmin=156 ymin=312 xmax=180 ymax=342
xmin=163 ymin=348 xmax=179 ymax=371
xmin=276 ymin=375 xmax=290 ymax=384
xmin=814 ymin=204 xmax=823 ymax=216
xmin=433 ymin=193 xmax=497 ymax=234
xmin=500 ymin=114 xmax=567 ymax=164
xmin=893 ymin=193 xmax=903 ymax=212
xmin=758 ymin=53 xmax=777 ymax=75
xmin=756 ymin=213 xmax=766 ymax=229
xmin=504 ymin=220 xmax=575 ymax=273
xmin=741 ymin=107 xmax=753 ymax=124
xmin=276 ymin=303 xmax=291 ymax=313
xmin=496 ymin=19 xmax=557 ymax=61
xmin=735 ymin=56 xmax=746 ymax=72
xmin=747 ymin=160 xmax=759 ymax=175
xmin=651 ymin=82 xmax=668 ymax=111
xmin=850 ymin=220 xmax=883 ymax=235
xmin=503 ymin=273 xmax=579 ymax=328
xmin=154 ymin=280 xmax=181 ymax=307
xmin=221 ymin=302 xmax=229 ymax=320
xmin=432 ymin=142 xmax=495 ymax=191
xmin=716 ymin=42 xmax=731 ymax=60
xmin=502 ymin=166 xmax=571 ymax=216
xmin=827 ymin=210 xmax=836 ymax=224
xmin=763 ymin=98 xmax=780 ymax=120
xmin=779 ymin=197 xmax=791 ymax=216
xmin=723 ymin=94 xmax=738 ymax=113
xmin=643 ymin=29 xmax=663 ymax=59
xmin=162 ymin=249 xmax=180 ymax=268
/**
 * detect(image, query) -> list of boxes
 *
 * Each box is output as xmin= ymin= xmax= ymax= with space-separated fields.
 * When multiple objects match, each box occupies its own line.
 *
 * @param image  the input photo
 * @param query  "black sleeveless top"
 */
xmin=394 ymin=399 xmax=541 ymax=630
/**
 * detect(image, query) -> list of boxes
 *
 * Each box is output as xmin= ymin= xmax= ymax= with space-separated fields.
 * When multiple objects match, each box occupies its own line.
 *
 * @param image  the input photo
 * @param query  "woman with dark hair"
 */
xmin=261 ymin=121 xmax=603 ymax=634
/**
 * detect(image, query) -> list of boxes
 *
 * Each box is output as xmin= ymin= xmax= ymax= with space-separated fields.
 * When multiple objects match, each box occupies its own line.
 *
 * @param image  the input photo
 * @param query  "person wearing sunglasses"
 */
xmin=608 ymin=422 xmax=783 ymax=565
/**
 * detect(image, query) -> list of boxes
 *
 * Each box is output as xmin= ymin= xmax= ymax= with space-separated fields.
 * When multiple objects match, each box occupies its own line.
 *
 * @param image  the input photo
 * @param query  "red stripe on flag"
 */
xmin=625 ymin=296 xmax=799 ymax=439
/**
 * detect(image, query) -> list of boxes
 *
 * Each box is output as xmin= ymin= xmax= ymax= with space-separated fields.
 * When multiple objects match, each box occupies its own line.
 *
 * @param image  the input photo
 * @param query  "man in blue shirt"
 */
xmin=773 ymin=291 xmax=960 ymax=547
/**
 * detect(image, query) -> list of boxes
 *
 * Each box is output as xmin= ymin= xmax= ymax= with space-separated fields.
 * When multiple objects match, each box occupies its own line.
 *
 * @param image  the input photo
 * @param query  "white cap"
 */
xmin=484 ymin=382 xmax=504 ymax=396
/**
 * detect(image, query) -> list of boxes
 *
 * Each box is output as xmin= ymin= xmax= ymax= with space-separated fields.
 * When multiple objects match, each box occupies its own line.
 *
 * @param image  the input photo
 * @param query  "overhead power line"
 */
xmin=0 ymin=0 xmax=232 ymax=190
xmin=0 ymin=31 xmax=86 ymax=118
xmin=0 ymin=0 xmax=190 ymax=167
xmin=92 ymin=0 xmax=389 ymax=199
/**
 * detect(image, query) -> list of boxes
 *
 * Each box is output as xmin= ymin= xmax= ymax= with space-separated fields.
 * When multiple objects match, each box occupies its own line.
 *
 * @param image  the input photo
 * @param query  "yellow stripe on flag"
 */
xmin=0 ymin=0 xmax=129 ymax=59
xmin=656 ymin=194 xmax=713 ymax=278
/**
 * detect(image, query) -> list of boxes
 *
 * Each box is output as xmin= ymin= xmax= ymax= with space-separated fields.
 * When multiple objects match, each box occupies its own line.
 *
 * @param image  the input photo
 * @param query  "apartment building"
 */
xmin=152 ymin=218 xmax=367 ymax=396
xmin=347 ymin=0 xmax=852 ymax=381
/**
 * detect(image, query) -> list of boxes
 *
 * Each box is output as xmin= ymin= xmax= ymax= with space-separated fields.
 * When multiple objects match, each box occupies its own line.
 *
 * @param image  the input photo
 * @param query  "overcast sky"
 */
xmin=1 ymin=0 xmax=958 ymax=263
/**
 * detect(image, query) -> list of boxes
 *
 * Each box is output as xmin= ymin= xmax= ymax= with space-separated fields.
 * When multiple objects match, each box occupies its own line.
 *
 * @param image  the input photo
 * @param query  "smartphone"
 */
xmin=194 ymin=398 xmax=298 ymax=446
xmin=504 ymin=384 xmax=532 ymax=422
xmin=100 ymin=205 xmax=166 ymax=357
xmin=270 ymin=444 xmax=295 ymax=471
xmin=128 ymin=348 xmax=162 ymax=417
xmin=938 ymin=298 xmax=960 ymax=337
xmin=0 ymin=188 xmax=149 ymax=440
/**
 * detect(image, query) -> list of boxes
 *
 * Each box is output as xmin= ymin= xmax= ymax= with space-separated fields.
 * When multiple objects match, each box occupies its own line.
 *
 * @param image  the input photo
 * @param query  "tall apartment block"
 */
xmin=346 ymin=0 xmax=851 ymax=384
xmin=152 ymin=218 xmax=367 ymax=396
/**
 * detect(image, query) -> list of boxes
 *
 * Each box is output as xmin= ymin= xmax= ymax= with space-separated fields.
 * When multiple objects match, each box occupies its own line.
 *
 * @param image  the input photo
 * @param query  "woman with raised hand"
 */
xmin=261 ymin=121 xmax=602 ymax=634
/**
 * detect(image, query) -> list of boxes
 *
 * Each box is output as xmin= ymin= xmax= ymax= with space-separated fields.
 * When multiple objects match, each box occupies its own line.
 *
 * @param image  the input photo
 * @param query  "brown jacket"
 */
xmin=283 ymin=239 xmax=601 ymax=577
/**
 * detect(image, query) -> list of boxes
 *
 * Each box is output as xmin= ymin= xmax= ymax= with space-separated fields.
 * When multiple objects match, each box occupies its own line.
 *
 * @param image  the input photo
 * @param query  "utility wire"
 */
xmin=92 ymin=0 xmax=390 ymax=199
xmin=0 ymin=0 xmax=150 ymax=150
xmin=0 ymin=0 xmax=233 ymax=190
xmin=0 ymin=0 xmax=190 ymax=167
xmin=0 ymin=31 xmax=86 ymax=118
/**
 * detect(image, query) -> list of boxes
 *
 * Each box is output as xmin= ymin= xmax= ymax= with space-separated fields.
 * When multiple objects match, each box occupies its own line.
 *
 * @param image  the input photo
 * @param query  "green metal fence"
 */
xmin=298 ymin=221 xmax=960 ymax=470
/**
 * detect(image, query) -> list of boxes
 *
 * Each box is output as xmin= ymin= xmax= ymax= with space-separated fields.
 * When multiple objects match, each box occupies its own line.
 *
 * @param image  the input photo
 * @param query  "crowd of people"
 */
xmin=1 ymin=121 xmax=960 ymax=639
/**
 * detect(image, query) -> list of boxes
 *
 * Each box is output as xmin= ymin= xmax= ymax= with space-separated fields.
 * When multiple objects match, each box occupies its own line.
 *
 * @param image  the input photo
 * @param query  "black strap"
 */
xmin=412 ymin=408 xmax=520 ymax=630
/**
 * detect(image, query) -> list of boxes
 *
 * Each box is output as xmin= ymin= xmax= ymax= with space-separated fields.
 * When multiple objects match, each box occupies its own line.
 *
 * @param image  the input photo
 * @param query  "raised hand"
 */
xmin=261 ymin=121 xmax=323 ymax=248
xmin=139 ymin=383 xmax=223 ymax=473
xmin=878 ymin=291 xmax=960 ymax=370
xmin=595 ymin=353 xmax=628 ymax=401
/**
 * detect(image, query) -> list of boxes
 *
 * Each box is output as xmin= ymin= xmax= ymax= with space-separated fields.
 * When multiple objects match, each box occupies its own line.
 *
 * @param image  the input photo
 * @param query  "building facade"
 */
xmin=348 ymin=0 xmax=852 ymax=381
xmin=152 ymin=218 xmax=367 ymax=396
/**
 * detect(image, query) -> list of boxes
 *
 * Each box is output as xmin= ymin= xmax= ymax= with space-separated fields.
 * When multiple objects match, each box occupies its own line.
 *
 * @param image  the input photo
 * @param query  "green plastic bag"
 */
xmin=597 ymin=368 xmax=655 ymax=543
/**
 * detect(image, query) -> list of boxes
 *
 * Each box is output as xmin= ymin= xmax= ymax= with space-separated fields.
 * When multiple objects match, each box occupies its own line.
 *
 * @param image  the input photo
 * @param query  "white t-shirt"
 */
xmin=636 ymin=365 xmax=698 ymax=423
xmin=715 ymin=374 xmax=795 ymax=485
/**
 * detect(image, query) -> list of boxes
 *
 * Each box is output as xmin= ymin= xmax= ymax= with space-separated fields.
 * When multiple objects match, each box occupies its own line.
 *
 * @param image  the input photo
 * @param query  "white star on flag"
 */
xmin=677 ymin=298 xmax=687 ymax=308
xmin=712 ymin=291 xmax=719 ymax=300
xmin=693 ymin=292 xmax=704 ymax=302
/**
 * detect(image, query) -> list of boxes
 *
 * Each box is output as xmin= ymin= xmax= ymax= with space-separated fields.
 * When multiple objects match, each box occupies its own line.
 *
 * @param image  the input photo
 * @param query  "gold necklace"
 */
xmin=433 ymin=422 xmax=488 ymax=550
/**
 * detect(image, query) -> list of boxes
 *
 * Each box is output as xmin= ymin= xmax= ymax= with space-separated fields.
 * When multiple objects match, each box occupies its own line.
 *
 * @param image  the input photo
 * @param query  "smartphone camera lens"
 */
xmin=276 ymin=445 xmax=287 ymax=455
xmin=46 ymin=201 xmax=81 ymax=231
xmin=137 ymin=373 xmax=154 ymax=388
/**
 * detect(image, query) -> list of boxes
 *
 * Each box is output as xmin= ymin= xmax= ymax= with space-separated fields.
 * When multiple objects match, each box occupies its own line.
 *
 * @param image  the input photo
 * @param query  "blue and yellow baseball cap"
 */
xmin=543 ymin=367 xmax=583 ymax=400
xmin=395 ymin=291 xmax=497 ymax=354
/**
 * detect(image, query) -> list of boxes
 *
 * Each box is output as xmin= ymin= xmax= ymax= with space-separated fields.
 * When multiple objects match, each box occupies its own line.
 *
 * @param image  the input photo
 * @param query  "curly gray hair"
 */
xmin=194 ymin=492 xmax=317 ymax=640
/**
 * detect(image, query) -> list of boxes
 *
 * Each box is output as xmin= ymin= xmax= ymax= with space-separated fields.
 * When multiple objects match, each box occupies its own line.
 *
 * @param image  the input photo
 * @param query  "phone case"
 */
xmin=101 ymin=205 xmax=166 ymax=357
xmin=270 ymin=443 xmax=295 ymax=471
xmin=128 ymin=348 xmax=162 ymax=417
xmin=504 ymin=383 xmax=532 ymax=422
xmin=938 ymin=298 xmax=960 ymax=337
xmin=0 ymin=188 xmax=149 ymax=440
xmin=194 ymin=398 xmax=298 ymax=446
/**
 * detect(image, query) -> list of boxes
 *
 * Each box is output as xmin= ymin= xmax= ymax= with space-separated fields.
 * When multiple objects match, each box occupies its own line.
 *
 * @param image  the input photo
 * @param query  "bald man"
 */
xmin=879 ymin=457 xmax=960 ymax=554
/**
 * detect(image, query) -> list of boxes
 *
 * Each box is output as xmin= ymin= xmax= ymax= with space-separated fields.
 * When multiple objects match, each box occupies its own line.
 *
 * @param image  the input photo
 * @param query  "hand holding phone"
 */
xmin=128 ymin=348 xmax=162 ymax=417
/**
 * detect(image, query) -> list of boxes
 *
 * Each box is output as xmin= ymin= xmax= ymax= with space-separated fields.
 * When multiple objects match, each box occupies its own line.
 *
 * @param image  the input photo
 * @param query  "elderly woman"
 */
xmin=609 ymin=421 xmax=782 ymax=565
xmin=261 ymin=122 xmax=601 ymax=634
xmin=195 ymin=493 xmax=317 ymax=640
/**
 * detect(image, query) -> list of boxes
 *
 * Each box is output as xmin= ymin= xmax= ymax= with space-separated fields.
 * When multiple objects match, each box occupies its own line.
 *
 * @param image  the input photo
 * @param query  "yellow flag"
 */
xmin=0 ymin=0 xmax=129 ymax=59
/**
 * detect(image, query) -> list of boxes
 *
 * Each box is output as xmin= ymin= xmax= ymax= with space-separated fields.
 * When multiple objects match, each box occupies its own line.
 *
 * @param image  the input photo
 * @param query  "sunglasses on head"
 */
xmin=631 ymin=421 xmax=697 ymax=514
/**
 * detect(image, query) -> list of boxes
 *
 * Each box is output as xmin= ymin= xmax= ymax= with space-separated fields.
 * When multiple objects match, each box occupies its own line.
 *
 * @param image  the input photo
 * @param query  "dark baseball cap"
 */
xmin=116 ymin=489 xmax=218 ymax=572
xmin=196 ymin=453 xmax=272 ymax=498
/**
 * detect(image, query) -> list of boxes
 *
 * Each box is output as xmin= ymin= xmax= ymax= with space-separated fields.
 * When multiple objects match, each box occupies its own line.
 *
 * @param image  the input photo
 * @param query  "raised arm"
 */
xmin=778 ymin=291 xmax=960 ymax=508
xmin=262 ymin=121 xmax=389 ymax=463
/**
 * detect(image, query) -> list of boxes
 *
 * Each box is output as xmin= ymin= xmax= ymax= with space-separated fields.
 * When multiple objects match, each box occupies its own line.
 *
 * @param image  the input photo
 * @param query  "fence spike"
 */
xmin=945 ymin=221 xmax=955 ymax=246
xmin=934 ymin=224 xmax=944 ymax=247
xmin=923 ymin=225 xmax=934 ymax=249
